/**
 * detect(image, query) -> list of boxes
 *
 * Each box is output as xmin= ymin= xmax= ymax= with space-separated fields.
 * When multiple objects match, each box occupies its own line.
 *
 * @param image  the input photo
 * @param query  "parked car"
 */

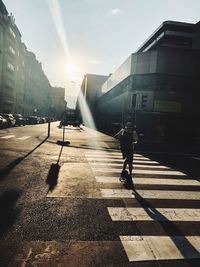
xmin=13 ymin=114 xmax=26 ymax=126
xmin=38 ymin=117 xmax=46 ymax=124
xmin=0 ymin=115 xmax=7 ymax=128
xmin=0 ymin=113 xmax=16 ymax=127
xmin=27 ymin=116 xmax=39 ymax=124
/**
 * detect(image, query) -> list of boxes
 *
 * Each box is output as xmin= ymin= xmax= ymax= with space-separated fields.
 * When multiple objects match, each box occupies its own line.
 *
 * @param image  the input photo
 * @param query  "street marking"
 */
xmin=20 ymin=248 xmax=33 ymax=267
xmin=191 ymin=157 xmax=200 ymax=161
xmin=100 ymin=189 xmax=200 ymax=200
xmin=86 ymin=154 xmax=122 ymax=159
xmin=86 ymin=157 xmax=124 ymax=162
xmin=85 ymin=152 xmax=143 ymax=157
xmin=85 ymin=154 xmax=150 ymax=160
xmin=90 ymin=163 xmax=170 ymax=169
xmin=0 ymin=135 xmax=15 ymax=139
xmin=85 ymin=152 xmax=121 ymax=156
xmin=100 ymin=189 xmax=133 ymax=198
xmin=86 ymin=158 xmax=160 ymax=164
xmin=95 ymin=176 xmax=200 ymax=186
xmin=92 ymin=168 xmax=186 ymax=176
xmin=133 ymin=160 xmax=160 ymax=164
xmin=120 ymin=235 xmax=200 ymax=261
xmin=108 ymin=207 xmax=200 ymax=221
xmin=17 ymin=136 xmax=31 ymax=140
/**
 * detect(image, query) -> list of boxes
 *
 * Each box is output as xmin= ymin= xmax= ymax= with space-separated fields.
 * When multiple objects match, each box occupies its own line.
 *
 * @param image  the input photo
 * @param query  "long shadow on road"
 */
xmin=46 ymin=145 xmax=63 ymax=193
xmin=0 ymin=189 xmax=21 ymax=237
xmin=0 ymin=137 xmax=48 ymax=181
xmin=142 ymin=152 xmax=200 ymax=182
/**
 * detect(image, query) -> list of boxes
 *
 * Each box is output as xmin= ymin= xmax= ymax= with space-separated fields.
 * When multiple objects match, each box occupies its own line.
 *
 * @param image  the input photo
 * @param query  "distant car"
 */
xmin=27 ymin=116 xmax=39 ymax=124
xmin=0 ymin=115 xmax=7 ymax=128
xmin=60 ymin=118 xmax=80 ymax=128
xmin=13 ymin=114 xmax=26 ymax=126
xmin=0 ymin=113 xmax=16 ymax=127
xmin=38 ymin=117 xmax=46 ymax=124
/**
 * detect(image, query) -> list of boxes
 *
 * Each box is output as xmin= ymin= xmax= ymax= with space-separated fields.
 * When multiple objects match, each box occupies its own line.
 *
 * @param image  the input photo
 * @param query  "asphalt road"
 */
xmin=0 ymin=122 xmax=200 ymax=266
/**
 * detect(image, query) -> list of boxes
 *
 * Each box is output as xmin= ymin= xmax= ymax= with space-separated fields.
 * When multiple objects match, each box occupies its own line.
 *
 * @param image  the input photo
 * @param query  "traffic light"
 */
xmin=131 ymin=94 xmax=137 ymax=109
xmin=141 ymin=94 xmax=148 ymax=108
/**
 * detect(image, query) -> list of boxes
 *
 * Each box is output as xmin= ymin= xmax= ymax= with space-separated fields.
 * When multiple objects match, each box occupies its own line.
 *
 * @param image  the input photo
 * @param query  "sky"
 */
xmin=3 ymin=0 xmax=200 ymax=107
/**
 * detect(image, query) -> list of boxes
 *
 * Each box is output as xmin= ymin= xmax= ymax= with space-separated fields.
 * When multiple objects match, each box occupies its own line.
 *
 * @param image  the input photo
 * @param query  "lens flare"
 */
xmin=78 ymin=90 xmax=96 ymax=130
xmin=67 ymin=63 xmax=79 ymax=81
xmin=46 ymin=0 xmax=70 ymax=61
xmin=47 ymin=0 xmax=99 ymax=145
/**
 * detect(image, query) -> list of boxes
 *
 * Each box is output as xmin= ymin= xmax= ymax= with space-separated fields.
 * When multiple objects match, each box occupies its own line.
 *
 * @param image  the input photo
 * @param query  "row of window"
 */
xmin=9 ymin=45 xmax=15 ymax=55
xmin=7 ymin=62 xmax=14 ymax=71
xmin=9 ymin=27 xmax=16 ymax=38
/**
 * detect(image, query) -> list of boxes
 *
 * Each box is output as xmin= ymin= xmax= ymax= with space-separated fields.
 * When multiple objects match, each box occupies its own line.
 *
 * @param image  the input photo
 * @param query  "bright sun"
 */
xmin=66 ymin=63 xmax=79 ymax=81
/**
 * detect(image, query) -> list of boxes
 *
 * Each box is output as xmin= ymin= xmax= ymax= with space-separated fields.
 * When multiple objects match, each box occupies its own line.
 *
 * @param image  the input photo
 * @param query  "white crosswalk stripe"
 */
xmin=90 ymin=162 xmax=171 ymax=169
xmin=100 ymin=189 xmax=200 ymax=200
xmin=0 ymin=135 xmax=15 ymax=139
xmin=17 ymin=136 xmax=31 ymax=140
xmin=0 ymin=135 xmax=31 ymax=140
xmin=92 ymin=167 xmax=186 ymax=176
xmin=108 ymin=207 xmax=200 ymax=221
xmin=95 ymin=176 xmax=200 ymax=186
xmin=191 ymin=157 xmax=200 ymax=161
xmin=86 ymin=157 xmax=160 ymax=164
xmin=85 ymin=149 xmax=200 ymax=262
xmin=85 ymin=153 xmax=150 ymax=161
xmin=120 ymin=236 xmax=200 ymax=261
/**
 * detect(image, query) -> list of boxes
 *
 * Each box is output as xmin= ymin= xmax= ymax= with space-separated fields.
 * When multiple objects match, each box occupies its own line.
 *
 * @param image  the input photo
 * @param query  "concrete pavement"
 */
xmin=0 ymin=123 xmax=200 ymax=266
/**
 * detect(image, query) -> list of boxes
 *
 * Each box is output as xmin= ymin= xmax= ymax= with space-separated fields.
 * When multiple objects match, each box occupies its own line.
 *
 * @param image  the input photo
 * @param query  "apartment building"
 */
xmin=0 ymin=0 xmax=65 ymax=118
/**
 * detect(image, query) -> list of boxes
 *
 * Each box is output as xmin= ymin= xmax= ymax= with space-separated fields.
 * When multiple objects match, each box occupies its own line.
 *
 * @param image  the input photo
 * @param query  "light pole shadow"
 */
xmin=0 ymin=137 xmax=48 ymax=181
xmin=46 ymin=145 xmax=63 ymax=193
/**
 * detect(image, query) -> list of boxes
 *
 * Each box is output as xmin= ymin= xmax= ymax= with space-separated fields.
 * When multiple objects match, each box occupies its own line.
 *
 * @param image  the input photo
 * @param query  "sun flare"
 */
xmin=66 ymin=63 xmax=79 ymax=81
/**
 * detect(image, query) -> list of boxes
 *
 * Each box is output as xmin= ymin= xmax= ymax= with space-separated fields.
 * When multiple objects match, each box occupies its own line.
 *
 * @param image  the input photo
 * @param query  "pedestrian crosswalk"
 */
xmin=85 ymin=150 xmax=200 ymax=262
xmin=0 ymin=134 xmax=31 ymax=140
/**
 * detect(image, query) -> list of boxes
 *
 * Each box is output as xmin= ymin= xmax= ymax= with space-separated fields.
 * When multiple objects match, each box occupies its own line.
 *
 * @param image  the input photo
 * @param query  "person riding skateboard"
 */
xmin=114 ymin=122 xmax=138 ymax=187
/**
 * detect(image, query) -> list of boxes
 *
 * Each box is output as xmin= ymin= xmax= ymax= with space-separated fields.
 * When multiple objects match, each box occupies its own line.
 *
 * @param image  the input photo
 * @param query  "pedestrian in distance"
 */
xmin=114 ymin=122 xmax=138 ymax=188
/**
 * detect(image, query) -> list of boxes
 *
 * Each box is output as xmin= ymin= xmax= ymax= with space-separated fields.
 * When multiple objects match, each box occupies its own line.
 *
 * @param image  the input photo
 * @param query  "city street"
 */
xmin=0 ymin=122 xmax=200 ymax=266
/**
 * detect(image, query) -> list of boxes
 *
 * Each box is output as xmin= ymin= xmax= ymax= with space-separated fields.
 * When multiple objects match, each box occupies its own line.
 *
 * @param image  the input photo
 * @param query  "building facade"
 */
xmin=49 ymin=86 xmax=66 ymax=119
xmin=96 ymin=21 xmax=200 ymax=143
xmin=76 ymin=73 xmax=108 ymax=125
xmin=0 ymin=0 xmax=65 ymax=117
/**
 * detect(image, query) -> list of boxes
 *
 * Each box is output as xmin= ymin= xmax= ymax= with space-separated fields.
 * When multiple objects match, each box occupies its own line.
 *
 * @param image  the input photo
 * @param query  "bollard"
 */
xmin=48 ymin=119 xmax=50 ymax=137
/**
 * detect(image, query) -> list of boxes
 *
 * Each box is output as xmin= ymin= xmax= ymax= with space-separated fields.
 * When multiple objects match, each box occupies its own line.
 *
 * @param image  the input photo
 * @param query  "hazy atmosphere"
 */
xmin=3 ymin=0 xmax=200 ymax=106
xmin=1 ymin=1 xmax=200 ymax=266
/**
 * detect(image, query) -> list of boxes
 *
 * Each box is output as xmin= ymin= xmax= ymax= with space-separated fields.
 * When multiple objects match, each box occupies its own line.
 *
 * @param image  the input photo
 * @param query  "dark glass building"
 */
xmin=96 ymin=20 xmax=200 ymax=144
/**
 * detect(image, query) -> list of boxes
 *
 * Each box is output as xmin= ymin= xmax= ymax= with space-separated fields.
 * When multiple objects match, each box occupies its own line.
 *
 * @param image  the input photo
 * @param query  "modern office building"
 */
xmin=77 ymin=74 xmax=108 ymax=124
xmin=80 ymin=73 xmax=108 ymax=110
xmin=96 ymin=20 xmax=200 ymax=143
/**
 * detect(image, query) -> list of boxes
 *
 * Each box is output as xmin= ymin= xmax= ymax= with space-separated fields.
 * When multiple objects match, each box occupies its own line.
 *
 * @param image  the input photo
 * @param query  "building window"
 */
xmin=9 ymin=27 xmax=16 ymax=38
xmin=7 ymin=62 xmax=15 ymax=71
xmin=0 ymin=28 xmax=3 ymax=46
xmin=9 ymin=46 xmax=16 ymax=55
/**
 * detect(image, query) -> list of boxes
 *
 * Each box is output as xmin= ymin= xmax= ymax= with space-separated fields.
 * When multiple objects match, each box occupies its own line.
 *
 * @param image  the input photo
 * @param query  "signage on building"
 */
xmin=154 ymin=100 xmax=181 ymax=112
